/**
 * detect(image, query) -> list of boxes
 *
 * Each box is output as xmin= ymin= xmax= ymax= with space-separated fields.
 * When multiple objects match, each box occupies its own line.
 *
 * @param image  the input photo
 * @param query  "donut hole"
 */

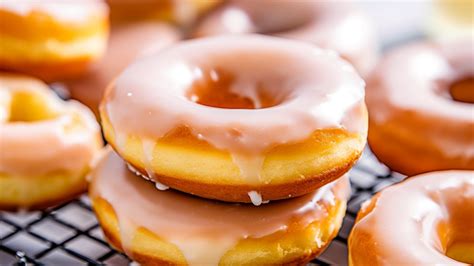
xmin=443 ymin=210 xmax=474 ymax=264
xmin=446 ymin=242 xmax=474 ymax=264
xmin=435 ymin=186 xmax=474 ymax=264
xmin=8 ymin=91 xmax=60 ymax=122
xmin=186 ymin=69 xmax=286 ymax=109
xmin=443 ymin=218 xmax=474 ymax=264
xmin=449 ymin=77 xmax=474 ymax=104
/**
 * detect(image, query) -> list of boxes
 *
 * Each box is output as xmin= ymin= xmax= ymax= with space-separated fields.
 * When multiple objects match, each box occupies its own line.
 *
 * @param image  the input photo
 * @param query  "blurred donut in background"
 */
xmin=0 ymin=0 xmax=109 ymax=82
xmin=366 ymin=38 xmax=474 ymax=175
xmin=193 ymin=0 xmax=378 ymax=77
xmin=63 ymin=21 xmax=181 ymax=115
xmin=0 ymin=73 xmax=103 ymax=210
xmin=429 ymin=0 xmax=473 ymax=40
xmin=107 ymin=0 xmax=220 ymax=26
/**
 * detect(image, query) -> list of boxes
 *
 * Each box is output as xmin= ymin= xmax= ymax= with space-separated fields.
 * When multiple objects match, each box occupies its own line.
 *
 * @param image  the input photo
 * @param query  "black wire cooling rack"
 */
xmin=0 ymin=149 xmax=405 ymax=266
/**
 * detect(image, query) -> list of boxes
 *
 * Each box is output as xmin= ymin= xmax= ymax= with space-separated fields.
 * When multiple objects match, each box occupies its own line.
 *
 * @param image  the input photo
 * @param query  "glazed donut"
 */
xmin=193 ymin=0 xmax=377 ymax=77
xmin=100 ymin=36 xmax=367 ymax=203
xmin=349 ymin=170 xmax=474 ymax=265
xmin=106 ymin=0 xmax=219 ymax=25
xmin=366 ymin=39 xmax=474 ymax=175
xmin=0 ymin=73 xmax=103 ymax=210
xmin=429 ymin=0 xmax=474 ymax=40
xmin=90 ymin=150 xmax=351 ymax=265
xmin=0 ymin=0 xmax=109 ymax=82
xmin=64 ymin=21 xmax=181 ymax=115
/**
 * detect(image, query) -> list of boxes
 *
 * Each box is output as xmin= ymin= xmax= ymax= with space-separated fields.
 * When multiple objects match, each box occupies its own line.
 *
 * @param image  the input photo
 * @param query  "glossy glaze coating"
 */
xmin=101 ymin=36 xmax=366 ymax=181
xmin=90 ymin=150 xmax=350 ymax=265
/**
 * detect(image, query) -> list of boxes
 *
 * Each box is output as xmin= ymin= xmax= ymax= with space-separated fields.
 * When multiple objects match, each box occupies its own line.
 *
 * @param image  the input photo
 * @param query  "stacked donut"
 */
xmin=89 ymin=35 xmax=369 ymax=265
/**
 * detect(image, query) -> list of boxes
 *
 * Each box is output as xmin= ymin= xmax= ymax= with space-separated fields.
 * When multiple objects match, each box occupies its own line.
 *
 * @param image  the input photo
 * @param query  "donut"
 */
xmin=366 ymin=39 xmax=474 ymax=175
xmin=349 ymin=170 xmax=474 ymax=265
xmin=100 ymin=36 xmax=367 ymax=203
xmin=64 ymin=21 xmax=181 ymax=116
xmin=429 ymin=0 xmax=473 ymax=40
xmin=106 ymin=0 xmax=219 ymax=25
xmin=0 ymin=73 xmax=103 ymax=210
xmin=0 ymin=0 xmax=109 ymax=82
xmin=192 ymin=0 xmax=377 ymax=77
xmin=90 ymin=150 xmax=351 ymax=265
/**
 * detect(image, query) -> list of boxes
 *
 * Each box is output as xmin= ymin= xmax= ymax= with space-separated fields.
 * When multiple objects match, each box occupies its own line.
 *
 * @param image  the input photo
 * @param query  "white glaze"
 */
xmin=0 ymin=89 xmax=10 ymax=122
xmin=127 ymin=163 xmax=149 ymax=180
xmin=127 ymin=162 xmax=168 ymax=190
xmin=154 ymin=181 xmax=169 ymax=191
xmin=103 ymin=36 xmax=366 ymax=182
xmin=247 ymin=190 xmax=262 ymax=206
xmin=91 ymin=150 xmax=350 ymax=266
xmin=141 ymin=139 xmax=156 ymax=179
xmin=231 ymin=153 xmax=265 ymax=182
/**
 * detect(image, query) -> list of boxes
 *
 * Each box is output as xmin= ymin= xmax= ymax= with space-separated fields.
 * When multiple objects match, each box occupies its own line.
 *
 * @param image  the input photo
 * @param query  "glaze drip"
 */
xmin=247 ymin=190 xmax=263 ymax=206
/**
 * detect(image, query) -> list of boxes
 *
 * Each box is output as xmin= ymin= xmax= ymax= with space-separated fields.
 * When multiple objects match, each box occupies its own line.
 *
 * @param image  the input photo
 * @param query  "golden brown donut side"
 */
xmin=107 ymin=0 xmax=220 ymax=25
xmin=124 ymin=145 xmax=359 ymax=203
xmin=0 ymin=172 xmax=88 ymax=211
xmin=101 ymin=109 xmax=366 ymax=203
xmin=0 ymin=1 xmax=109 ymax=82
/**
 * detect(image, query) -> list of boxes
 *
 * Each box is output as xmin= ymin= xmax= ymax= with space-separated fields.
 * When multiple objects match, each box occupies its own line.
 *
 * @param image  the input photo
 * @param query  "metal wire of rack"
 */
xmin=0 ymin=149 xmax=404 ymax=266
